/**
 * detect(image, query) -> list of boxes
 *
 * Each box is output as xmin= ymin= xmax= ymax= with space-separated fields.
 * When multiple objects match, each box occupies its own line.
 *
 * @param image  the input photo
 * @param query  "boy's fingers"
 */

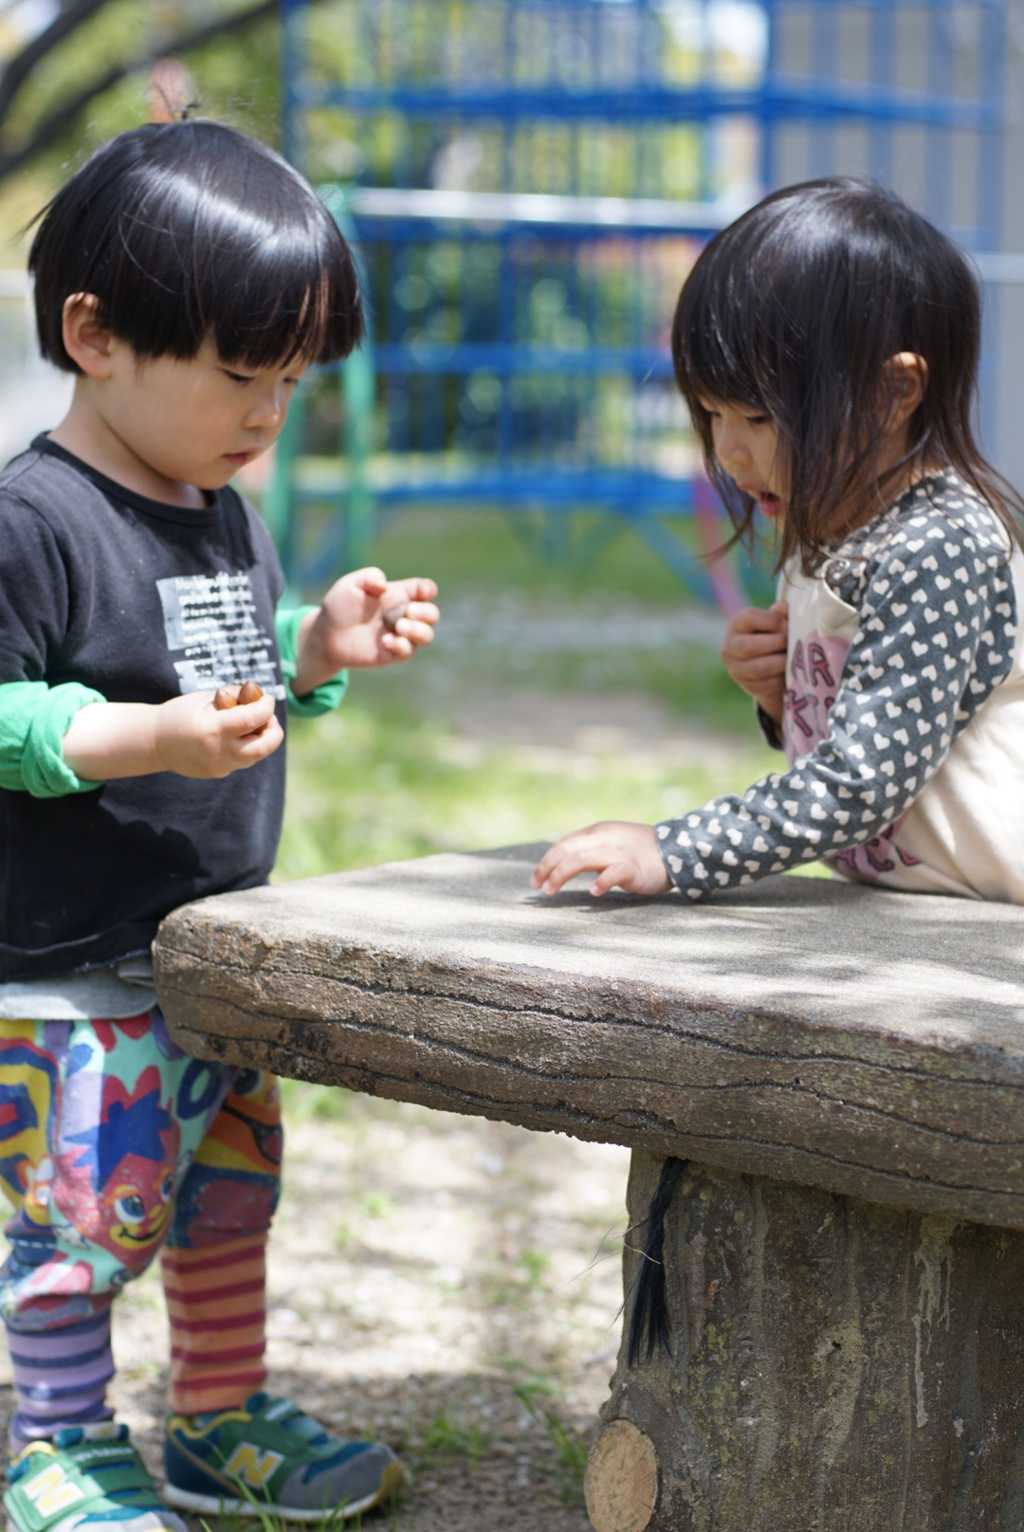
xmin=219 ymin=696 xmax=277 ymax=736
xmin=389 ymin=618 xmax=436 ymax=647
xmin=402 ymin=601 xmax=441 ymax=626
xmin=395 ymin=577 xmax=439 ymax=602
xmin=233 ymin=716 xmax=284 ymax=762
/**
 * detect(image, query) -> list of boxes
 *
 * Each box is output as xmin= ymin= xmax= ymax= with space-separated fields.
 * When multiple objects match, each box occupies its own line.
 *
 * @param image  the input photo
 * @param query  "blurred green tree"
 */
xmin=0 ymin=0 xmax=279 ymax=184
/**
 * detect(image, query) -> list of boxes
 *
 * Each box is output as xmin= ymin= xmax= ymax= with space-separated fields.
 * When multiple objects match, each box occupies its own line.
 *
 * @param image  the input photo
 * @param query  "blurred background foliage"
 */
xmin=0 ymin=0 xmax=280 ymax=244
xmin=0 ymin=2 xmax=276 ymax=160
xmin=0 ymin=0 xmax=787 ymax=882
xmin=275 ymin=506 xmax=783 ymax=883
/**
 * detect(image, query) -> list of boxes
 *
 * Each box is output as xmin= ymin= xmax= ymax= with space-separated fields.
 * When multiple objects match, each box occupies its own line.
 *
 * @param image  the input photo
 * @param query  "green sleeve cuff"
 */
xmin=0 ymin=681 xmax=107 ymax=797
xmin=274 ymin=605 xmax=349 ymax=718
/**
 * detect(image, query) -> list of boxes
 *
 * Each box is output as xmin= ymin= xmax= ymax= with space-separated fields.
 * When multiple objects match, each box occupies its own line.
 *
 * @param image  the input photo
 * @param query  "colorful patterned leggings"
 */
xmin=0 ymin=1010 xmax=282 ymax=1452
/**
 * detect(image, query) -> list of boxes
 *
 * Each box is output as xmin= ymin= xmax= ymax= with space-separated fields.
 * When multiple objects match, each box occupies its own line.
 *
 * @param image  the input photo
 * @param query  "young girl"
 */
xmin=0 ymin=120 xmax=439 ymax=1529
xmin=532 ymin=178 xmax=1024 ymax=904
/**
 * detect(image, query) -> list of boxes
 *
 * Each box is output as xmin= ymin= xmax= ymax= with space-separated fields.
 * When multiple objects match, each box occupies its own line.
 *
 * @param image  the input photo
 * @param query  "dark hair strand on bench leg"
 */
xmin=625 ymin=1156 xmax=686 ymax=1367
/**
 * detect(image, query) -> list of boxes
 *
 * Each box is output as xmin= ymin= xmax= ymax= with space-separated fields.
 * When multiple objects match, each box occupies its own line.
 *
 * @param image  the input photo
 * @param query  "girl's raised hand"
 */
xmin=720 ymin=601 xmax=789 ymax=722
xmin=531 ymin=821 xmax=672 ymax=898
xmin=292 ymin=567 xmax=440 ymax=693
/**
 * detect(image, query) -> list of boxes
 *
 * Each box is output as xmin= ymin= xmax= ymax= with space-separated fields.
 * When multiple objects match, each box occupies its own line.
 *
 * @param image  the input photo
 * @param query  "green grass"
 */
xmin=277 ymin=1080 xmax=355 ymax=1122
xmin=276 ymin=698 xmax=780 ymax=883
xmin=274 ymin=504 xmax=822 ymax=885
xmin=469 ymin=640 xmax=759 ymax=732
xmin=364 ymin=505 xmax=709 ymax=606
xmin=420 ymin=1415 xmax=492 ymax=1469
xmin=512 ymin=1381 xmax=591 ymax=1504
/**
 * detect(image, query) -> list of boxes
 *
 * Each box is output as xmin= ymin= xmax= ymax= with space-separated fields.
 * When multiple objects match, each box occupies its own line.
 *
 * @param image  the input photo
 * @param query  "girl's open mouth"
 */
xmin=756 ymin=491 xmax=782 ymax=516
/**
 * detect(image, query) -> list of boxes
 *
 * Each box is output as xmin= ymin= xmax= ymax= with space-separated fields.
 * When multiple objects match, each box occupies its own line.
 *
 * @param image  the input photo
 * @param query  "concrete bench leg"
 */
xmin=584 ymin=1151 xmax=1024 ymax=1532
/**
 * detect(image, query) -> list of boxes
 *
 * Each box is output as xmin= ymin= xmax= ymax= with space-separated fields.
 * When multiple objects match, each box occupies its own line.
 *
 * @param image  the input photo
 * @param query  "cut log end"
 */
xmin=584 ymin=1418 xmax=659 ymax=1532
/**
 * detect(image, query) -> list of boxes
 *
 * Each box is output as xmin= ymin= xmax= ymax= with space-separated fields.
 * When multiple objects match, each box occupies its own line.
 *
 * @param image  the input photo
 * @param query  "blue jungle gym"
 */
xmin=272 ymin=0 xmax=1007 ymax=605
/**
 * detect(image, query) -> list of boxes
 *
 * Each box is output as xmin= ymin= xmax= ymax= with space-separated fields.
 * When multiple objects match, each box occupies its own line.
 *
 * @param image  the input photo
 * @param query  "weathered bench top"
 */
xmin=152 ymin=845 xmax=1024 ymax=1229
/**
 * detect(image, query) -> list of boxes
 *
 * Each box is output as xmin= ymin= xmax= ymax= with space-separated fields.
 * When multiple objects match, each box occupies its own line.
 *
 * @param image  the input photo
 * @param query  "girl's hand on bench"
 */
xmin=531 ymin=822 xmax=672 ymax=897
xmin=721 ymin=602 xmax=788 ymax=723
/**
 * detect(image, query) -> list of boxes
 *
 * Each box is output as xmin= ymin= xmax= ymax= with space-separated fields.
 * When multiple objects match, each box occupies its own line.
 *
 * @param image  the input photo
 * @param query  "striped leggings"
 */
xmin=0 ymin=1011 xmax=281 ymax=1453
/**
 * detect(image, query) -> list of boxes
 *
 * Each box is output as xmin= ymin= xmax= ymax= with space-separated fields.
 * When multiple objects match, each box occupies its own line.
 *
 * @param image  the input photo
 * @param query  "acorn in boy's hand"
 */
xmin=213 ymin=681 xmax=264 ymax=709
xmin=382 ymin=601 xmax=409 ymax=629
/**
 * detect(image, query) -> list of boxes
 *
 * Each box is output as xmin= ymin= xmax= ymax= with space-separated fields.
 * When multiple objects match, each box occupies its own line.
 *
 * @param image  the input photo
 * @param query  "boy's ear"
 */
xmin=883 ymin=351 xmax=928 ymax=427
xmin=61 ymin=293 xmax=119 ymax=378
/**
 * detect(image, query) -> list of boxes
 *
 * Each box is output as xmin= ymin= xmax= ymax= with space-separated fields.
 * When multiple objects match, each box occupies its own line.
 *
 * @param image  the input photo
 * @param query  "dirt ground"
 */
xmin=0 ymin=1093 xmax=631 ymax=1531
xmin=0 ymin=657 xmax=735 ymax=1528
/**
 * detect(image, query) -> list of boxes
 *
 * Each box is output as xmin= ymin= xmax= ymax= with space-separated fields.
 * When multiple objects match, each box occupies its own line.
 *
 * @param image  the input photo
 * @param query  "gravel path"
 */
xmin=0 ymin=1089 xmax=630 ymax=1530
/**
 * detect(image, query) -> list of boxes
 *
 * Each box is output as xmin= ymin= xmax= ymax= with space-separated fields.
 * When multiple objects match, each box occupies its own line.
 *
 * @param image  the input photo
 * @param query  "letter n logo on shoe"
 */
xmin=223 ymin=1444 xmax=284 ymax=1489
xmin=24 ymin=1465 xmax=85 ymax=1516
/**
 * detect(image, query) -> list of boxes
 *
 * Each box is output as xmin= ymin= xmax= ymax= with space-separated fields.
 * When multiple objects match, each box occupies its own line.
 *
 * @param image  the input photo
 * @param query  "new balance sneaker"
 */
xmin=5 ymin=1423 xmax=188 ymax=1532
xmin=162 ymin=1393 xmax=405 ymax=1522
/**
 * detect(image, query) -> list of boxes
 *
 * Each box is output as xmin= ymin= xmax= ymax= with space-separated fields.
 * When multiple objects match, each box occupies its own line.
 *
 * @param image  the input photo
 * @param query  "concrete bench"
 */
xmin=152 ymin=845 xmax=1024 ymax=1532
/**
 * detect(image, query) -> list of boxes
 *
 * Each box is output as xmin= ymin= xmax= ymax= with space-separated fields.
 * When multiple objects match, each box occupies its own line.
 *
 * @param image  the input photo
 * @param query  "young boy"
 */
xmin=0 ymin=119 xmax=438 ymax=1529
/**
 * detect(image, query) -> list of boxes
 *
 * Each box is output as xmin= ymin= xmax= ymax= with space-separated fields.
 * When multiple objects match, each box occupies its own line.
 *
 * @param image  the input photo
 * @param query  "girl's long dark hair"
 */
xmin=672 ymin=177 xmax=1023 ymax=572
xmin=30 ymin=119 xmax=363 ymax=371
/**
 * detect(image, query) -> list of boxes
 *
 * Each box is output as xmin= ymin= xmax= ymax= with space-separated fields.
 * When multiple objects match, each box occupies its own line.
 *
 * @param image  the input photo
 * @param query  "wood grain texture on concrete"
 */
xmin=604 ymin=1152 xmax=1024 ymax=1532
xmin=152 ymin=845 xmax=1024 ymax=1229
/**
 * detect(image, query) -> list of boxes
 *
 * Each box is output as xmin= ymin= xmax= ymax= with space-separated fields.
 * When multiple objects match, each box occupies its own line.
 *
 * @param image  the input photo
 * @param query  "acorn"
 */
xmin=213 ymin=681 xmax=264 ymax=710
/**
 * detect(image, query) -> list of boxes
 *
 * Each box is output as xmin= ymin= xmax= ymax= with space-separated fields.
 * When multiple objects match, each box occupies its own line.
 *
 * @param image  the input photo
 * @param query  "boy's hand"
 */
xmin=63 ymin=691 xmax=283 ymax=781
xmin=720 ymin=602 xmax=788 ymax=723
xmin=292 ymin=566 xmax=440 ymax=696
xmin=530 ymin=822 xmax=672 ymax=898
xmin=151 ymin=691 xmax=282 ymax=777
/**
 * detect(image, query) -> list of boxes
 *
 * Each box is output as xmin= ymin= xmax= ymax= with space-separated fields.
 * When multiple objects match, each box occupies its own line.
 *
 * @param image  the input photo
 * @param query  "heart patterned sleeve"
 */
xmin=655 ymin=485 xmax=1018 ymax=899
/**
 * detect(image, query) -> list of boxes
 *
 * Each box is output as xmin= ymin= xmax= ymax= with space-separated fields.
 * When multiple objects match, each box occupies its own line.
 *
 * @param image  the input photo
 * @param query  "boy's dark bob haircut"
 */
xmin=673 ymin=176 xmax=1022 ymax=573
xmin=30 ymin=119 xmax=364 ymax=371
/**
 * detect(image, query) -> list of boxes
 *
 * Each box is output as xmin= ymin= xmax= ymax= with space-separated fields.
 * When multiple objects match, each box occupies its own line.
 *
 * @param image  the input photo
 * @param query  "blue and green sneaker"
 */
xmin=162 ymin=1393 xmax=405 ymax=1521
xmin=5 ymin=1423 xmax=188 ymax=1532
